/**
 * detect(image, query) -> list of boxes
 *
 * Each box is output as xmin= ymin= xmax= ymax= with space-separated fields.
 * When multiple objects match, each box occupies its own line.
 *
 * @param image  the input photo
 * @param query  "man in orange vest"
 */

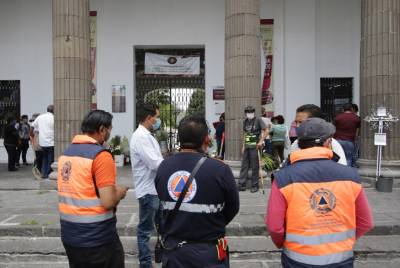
xmin=266 ymin=117 xmax=373 ymax=267
xmin=58 ymin=110 xmax=129 ymax=268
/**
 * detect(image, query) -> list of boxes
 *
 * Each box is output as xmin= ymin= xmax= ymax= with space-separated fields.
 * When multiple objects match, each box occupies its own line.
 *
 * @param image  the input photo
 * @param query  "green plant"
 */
xmin=261 ymin=153 xmax=277 ymax=171
xmin=110 ymin=135 xmax=122 ymax=155
xmin=120 ymin=136 xmax=130 ymax=156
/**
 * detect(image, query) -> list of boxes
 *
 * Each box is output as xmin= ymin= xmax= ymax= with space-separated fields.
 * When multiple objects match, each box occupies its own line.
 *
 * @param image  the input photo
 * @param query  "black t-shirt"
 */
xmin=155 ymin=152 xmax=239 ymax=242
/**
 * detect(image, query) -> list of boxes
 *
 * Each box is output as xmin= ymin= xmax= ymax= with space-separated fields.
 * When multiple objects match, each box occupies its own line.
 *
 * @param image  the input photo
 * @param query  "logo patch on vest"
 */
xmin=61 ymin=161 xmax=72 ymax=181
xmin=309 ymin=188 xmax=336 ymax=214
xmin=167 ymin=171 xmax=197 ymax=202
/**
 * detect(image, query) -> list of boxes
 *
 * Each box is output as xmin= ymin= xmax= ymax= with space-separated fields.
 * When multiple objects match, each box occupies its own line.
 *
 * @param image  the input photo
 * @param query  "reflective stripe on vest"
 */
xmin=162 ymin=201 xmax=225 ymax=214
xmin=60 ymin=211 xmax=114 ymax=223
xmin=286 ymin=229 xmax=355 ymax=246
xmin=59 ymin=195 xmax=102 ymax=208
xmin=283 ymin=248 xmax=354 ymax=266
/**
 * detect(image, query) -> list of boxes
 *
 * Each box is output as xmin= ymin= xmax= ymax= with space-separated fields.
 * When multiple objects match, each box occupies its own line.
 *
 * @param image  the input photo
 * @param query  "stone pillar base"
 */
xmin=358 ymin=159 xmax=400 ymax=188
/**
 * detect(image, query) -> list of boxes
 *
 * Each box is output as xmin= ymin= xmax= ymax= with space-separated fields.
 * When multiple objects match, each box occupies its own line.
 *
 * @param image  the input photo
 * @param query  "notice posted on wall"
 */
xmin=112 ymin=85 xmax=126 ymax=113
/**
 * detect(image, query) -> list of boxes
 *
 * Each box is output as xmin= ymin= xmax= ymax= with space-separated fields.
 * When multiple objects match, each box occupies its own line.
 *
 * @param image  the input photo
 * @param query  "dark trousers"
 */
xmin=17 ymin=139 xmax=29 ymax=164
xmin=239 ymin=148 xmax=259 ymax=188
xmin=272 ymin=141 xmax=285 ymax=164
xmin=41 ymin=146 xmax=54 ymax=178
xmin=35 ymin=150 xmax=43 ymax=171
xmin=63 ymin=237 xmax=125 ymax=268
xmin=217 ymin=140 xmax=225 ymax=159
xmin=162 ymin=241 xmax=229 ymax=268
xmin=5 ymin=144 xmax=17 ymax=171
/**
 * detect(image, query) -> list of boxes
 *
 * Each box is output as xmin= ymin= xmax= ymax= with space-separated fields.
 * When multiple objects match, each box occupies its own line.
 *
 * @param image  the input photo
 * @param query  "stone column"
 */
xmin=358 ymin=0 xmax=400 ymax=183
xmin=53 ymin=0 xmax=91 ymax=157
xmin=224 ymin=0 xmax=261 ymax=168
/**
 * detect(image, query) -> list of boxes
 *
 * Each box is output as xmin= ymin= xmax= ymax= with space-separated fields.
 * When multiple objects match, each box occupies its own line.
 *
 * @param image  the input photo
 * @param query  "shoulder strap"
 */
xmin=164 ymin=156 xmax=207 ymax=233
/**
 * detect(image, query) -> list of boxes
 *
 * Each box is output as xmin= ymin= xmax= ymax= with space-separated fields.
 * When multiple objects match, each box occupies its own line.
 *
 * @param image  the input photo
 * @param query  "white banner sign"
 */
xmin=144 ymin=53 xmax=200 ymax=75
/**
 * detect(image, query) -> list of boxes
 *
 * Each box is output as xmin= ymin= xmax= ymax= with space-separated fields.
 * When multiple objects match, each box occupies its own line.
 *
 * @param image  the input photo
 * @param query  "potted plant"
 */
xmin=110 ymin=135 xmax=124 ymax=167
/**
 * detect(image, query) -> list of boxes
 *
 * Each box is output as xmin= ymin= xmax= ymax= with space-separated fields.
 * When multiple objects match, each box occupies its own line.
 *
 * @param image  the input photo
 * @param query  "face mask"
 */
xmin=152 ymin=118 xmax=161 ymax=131
xmin=246 ymin=113 xmax=255 ymax=120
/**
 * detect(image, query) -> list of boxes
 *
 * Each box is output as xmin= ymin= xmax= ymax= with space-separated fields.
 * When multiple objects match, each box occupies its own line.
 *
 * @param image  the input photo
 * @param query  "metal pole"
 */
xmin=376 ymin=120 xmax=384 ymax=179
xmin=169 ymin=81 xmax=172 ymax=152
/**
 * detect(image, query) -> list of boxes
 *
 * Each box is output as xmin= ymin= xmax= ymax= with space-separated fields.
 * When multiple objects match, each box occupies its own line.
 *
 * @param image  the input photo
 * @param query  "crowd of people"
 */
xmin=54 ymin=101 xmax=372 ymax=268
xmin=3 ymin=105 xmax=54 ymax=179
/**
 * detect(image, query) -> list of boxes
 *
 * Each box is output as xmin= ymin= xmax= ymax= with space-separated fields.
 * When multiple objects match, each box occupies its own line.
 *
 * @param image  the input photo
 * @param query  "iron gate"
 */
xmin=135 ymin=48 xmax=205 ymax=152
xmin=0 ymin=80 xmax=20 ymax=139
xmin=320 ymin=77 xmax=353 ymax=122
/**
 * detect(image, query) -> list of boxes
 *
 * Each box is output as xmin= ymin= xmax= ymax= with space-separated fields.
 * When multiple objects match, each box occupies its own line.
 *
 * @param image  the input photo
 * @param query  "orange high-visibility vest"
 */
xmin=57 ymin=135 xmax=114 ymax=224
xmin=274 ymin=147 xmax=361 ymax=266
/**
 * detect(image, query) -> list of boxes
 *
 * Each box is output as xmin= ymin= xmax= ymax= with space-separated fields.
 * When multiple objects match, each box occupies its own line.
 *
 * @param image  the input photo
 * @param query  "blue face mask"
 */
xmin=152 ymin=118 xmax=161 ymax=131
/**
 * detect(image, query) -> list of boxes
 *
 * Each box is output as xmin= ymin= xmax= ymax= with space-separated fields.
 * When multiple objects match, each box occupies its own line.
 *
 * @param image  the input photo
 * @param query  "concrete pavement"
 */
xmin=0 ymin=163 xmax=400 ymax=267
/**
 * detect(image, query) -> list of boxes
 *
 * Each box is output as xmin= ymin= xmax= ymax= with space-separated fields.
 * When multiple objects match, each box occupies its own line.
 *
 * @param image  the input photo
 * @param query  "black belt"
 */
xmin=162 ymin=237 xmax=219 ymax=251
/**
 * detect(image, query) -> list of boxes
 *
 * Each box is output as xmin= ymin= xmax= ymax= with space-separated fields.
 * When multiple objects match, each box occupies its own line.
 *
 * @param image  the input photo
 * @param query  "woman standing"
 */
xmin=4 ymin=117 xmax=19 ymax=171
xmin=269 ymin=115 xmax=287 ymax=164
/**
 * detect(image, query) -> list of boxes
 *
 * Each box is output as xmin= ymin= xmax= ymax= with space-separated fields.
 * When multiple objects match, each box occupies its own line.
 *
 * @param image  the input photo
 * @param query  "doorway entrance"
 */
xmin=0 ymin=80 xmax=20 ymax=138
xmin=320 ymin=77 xmax=353 ymax=122
xmin=134 ymin=47 xmax=205 ymax=152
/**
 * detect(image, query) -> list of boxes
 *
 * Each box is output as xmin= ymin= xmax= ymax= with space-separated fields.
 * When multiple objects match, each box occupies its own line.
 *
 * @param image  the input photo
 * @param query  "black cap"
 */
xmin=244 ymin=106 xmax=255 ymax=113
xmin=296 ymin=117 xmax=336 ymax=143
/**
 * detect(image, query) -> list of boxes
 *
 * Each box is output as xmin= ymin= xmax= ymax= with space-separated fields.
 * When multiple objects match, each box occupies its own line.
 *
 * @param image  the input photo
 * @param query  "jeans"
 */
xmin=264 ymin=139 xmax=272 ymax=155
xmin=239 ymin=148 xmax=259 ymax=188
xmin=63 ymin=237 xmax=125 ymax=268
xmin=41 ymin=146 xmax=54 ymax=178
xmin=337 ymin=140 xmax=355 ymax=167
xmin=137 ymin=194 xmax=160 ymax=268
xmin=17 ymin=139 xmax=30 ymax=164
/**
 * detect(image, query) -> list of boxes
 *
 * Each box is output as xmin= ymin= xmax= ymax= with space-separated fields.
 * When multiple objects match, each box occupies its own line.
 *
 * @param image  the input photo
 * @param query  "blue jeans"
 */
xmin=337 ymin=140 xmax=355 ymax=167
xmin=41 ymin=146 xmax=54 ymax=178
xmin=137 ymin=194 xmax=159 ymax=268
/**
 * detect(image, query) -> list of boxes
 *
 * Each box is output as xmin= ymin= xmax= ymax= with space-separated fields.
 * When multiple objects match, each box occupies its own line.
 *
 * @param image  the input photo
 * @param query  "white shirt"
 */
xmin=290 ymin=138 xmax=347 ymax=166
xmin=130 ymin=125 xmax=164 ymax=199
xmin=32 ymin=112 xmax=54 ymax=147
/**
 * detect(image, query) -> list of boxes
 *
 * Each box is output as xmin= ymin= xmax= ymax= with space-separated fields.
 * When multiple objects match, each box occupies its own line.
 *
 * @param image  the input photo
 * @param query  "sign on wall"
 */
xmin=260 ymin=19 xmax=274 ymax=117
xmin=213 ymin=86 xmax=225 ymax=116
xmin=90 ymin=11 xmax=97 ymax=110
xmin=112 ymin=85 xmax=126 ymax=113
xmin=144 ymin=53 xmax=200 ymax=75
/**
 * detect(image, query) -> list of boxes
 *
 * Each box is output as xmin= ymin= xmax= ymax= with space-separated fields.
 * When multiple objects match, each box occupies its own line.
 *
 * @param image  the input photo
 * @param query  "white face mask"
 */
xmin=246 ymin=113 xmax=255 ymax=120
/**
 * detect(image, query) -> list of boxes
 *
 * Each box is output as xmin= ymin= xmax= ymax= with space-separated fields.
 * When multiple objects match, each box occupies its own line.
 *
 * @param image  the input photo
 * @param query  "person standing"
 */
xmin=4 ymin=117 xmax=19 ymax=171
xmin=29 ymin=113 xmax=43 ymax=179
xmin=215 ymin=113 xmax=225 ymax=159
xmin=266 ymin=118 xmax=373 ymax=267
xmin=334 ymin=103 xmax=361 ymax=167
xmin=32 ymin=105 xmax=54 ymax=178
xmin=290 ymin=104 xmax=347 ymax=166
xmin=130 ymin=103 xmax=164 ymax=268
xmin=17 ymin=114 xmax=30 ymax=165
xmin=58 ymin=110 xmax=128 ymax=267
xmin=239 ymin=106 xmax=266 ymax=193
xmin=261 ymin=107 xmax=273 ymax=155
xmin=155 ymin=115 xmax=239 ymax=267
xmin=269 ymin=115 xmax=287 ymax=164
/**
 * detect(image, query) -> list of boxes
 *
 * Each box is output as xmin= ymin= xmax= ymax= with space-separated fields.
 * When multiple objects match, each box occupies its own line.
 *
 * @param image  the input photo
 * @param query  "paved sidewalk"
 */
xmin=0 ymin=164 xmax=399 ymax=237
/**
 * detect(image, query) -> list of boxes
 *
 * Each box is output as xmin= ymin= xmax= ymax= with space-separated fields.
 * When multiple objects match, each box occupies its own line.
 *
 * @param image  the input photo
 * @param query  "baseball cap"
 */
xmin=244 ymin=106 xmax=255 ymax=113
xmin=296 ymin=117 xmax=336 ymax=143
